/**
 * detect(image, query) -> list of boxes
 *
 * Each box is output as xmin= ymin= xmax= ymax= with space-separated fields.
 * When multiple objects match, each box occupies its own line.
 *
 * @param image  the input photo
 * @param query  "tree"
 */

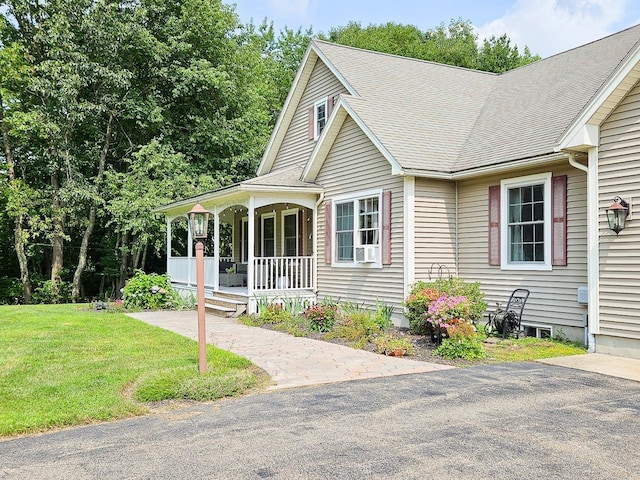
xmin=324 ymin=19 xmax=539 ymax=73
xmin=478 ymin=34 xmax=541 ymax=73
xmin=0 ymin=0 xmax=309 ymax=302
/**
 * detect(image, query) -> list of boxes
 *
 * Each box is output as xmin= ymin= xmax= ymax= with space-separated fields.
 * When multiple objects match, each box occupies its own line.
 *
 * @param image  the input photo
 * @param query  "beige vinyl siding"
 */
xmin=457 ymin=165 xmax=588 ymax=335
xmin=316 ymin=117 xmax=405 ymax=312
xmin=598 ymin=83 xmax=640 ymax=340
xmin=271 ymin=59 xmax=349 ymax=172
xmin=414 ymin=179 xmax=457 ymax=280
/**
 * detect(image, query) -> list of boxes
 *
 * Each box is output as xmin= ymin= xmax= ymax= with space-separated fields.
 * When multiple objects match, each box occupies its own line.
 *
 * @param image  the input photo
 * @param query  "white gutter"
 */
xmin=568 ymin=152 xmax=598 ymax=353
xmin=401 ymin=152 xmax=570 ymax=181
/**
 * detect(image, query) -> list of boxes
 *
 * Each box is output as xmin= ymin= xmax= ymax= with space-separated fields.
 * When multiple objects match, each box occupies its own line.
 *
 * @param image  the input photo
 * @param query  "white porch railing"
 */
xmin=253 ymin=256 xmax=314 ymax=291
xmin=167 ymin=257 xmax=218 ymax=288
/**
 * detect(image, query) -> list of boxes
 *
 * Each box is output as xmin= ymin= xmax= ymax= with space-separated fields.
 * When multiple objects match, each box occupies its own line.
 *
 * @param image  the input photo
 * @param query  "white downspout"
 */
xmin=455 ymin=180 xmax=459 ymax=276
xmin=568 ymin=152 xmax=598 ymax=353
xmin=313 ymin=192 xmax=325 ymax=294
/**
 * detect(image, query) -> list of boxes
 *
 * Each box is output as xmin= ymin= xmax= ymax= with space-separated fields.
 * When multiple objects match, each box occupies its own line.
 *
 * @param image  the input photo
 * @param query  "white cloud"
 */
xmin=476 ymin=0 xmax=631 ymax=57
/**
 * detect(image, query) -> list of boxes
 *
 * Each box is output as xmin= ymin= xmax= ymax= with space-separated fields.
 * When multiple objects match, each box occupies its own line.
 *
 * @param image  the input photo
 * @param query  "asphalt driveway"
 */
xmin=2 ymin=362 xmax=639 ymax=479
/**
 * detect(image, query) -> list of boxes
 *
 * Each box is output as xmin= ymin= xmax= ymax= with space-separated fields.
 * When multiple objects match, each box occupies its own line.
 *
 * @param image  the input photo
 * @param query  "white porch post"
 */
xmin=213 ymin=207 xmax=220 ymax=291
xmin=248 ymin=197 xmax=255 ymax=297
xmin=166 ymin=217 xmax=172 ymax=267
xmin=187 ymin=216 xmax=193 ymax=286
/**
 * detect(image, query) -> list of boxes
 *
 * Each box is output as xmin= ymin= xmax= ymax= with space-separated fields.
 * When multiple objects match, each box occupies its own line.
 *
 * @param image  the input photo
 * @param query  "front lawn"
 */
xmin=0 ymin=305 xmax=262 ymax=437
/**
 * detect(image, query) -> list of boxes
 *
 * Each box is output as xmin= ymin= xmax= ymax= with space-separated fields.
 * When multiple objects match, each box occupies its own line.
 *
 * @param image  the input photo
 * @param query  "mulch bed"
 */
xmin=263 ymin=324 xmax=484 ymax=367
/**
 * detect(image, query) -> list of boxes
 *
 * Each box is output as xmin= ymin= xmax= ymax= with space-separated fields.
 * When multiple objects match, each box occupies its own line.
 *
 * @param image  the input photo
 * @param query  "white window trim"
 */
xmin=313 ymin=97 xmax=328 ymax=141
xmin=281 ymin=208 xmax=299 ymax=257
xmin=261 ymin=212 xmax=276 ymax=257
xmin=500 ymin=172 xmax=552 ymax=271
xmin=331 ymin=189 xmax=382 ymax=268
xmin=241 ymin=216 xmax=248 ymax=263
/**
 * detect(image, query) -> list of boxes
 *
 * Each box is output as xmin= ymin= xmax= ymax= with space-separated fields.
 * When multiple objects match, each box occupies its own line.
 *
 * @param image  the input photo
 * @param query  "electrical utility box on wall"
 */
xmin=577 ymin=287 xmax=588 ymax=305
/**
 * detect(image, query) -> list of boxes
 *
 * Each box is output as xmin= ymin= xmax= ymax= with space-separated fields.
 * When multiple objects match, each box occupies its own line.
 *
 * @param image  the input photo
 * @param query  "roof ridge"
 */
xmin=311 ymin=38 xmax=497 ymax=77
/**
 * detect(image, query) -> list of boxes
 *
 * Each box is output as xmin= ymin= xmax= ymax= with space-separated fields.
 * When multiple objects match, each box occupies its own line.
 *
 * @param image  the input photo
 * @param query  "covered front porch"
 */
xmin=155 ymin=167 xmax=323 ymax=313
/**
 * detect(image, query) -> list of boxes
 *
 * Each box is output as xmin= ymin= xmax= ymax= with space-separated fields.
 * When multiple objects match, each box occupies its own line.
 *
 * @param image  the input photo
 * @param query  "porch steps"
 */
xmin=203 ymin=292 xmax=247 ymax=318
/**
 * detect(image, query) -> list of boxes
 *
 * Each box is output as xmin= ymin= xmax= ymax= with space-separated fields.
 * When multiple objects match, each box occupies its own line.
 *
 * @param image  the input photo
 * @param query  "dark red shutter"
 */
xmin=307 ymin=105 xmax=314 ymax=140
xmin=324 ymin=201 xmax=332 ymax=264
xmin=488 ymin=185 xmax=501 ymax=266
xmin=327 ymin=96 xmax=335 ymax=118
xmin=382 ymin=191 xmax=392 ymax=265
xmin=552 ymin=175 xmax=568 ymax=266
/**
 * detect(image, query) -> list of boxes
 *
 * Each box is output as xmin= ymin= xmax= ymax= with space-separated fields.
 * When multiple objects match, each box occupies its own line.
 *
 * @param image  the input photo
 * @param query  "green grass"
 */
xmin=484 ymin=336 xmax=587 ymax=362
xmin=0 ymin=305 xmax=263 ymax=437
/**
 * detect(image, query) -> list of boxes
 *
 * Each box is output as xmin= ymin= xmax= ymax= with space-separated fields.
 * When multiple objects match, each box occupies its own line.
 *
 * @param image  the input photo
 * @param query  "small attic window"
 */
xmin=314 ymin=97 xmax=327 ymax=140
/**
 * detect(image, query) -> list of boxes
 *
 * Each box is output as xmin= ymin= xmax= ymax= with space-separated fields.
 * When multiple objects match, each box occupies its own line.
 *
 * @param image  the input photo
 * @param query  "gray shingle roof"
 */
xmin=243 ymin=164 xmax=318 ymax=189
xmin=315 ymin=40 xmax=496 ymax=172
xmin=312 ymin=24 xmax=640 ymax=174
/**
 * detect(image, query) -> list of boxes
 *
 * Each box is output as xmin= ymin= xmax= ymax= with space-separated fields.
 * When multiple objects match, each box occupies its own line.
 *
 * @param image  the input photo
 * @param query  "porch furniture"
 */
xmin=485 ymin=288 xmax=530 ymax=339
xmin=220 ymin=273 xmax=245 ymax=287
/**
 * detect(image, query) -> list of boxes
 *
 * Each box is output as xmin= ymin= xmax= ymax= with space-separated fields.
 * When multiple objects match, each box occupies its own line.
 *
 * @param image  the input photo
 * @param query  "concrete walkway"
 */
xmin=538 ymin=353 xmax=640 ymax=382
xmin=128 ymin=311 xmax=453 ymax=390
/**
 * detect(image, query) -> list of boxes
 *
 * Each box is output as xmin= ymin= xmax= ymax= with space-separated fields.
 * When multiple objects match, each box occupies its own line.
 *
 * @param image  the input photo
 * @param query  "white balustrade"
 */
xmin=252 ymin=256 xmax=314 ymax=291
xmin=167 ymin=257 xmax=219 ymax=288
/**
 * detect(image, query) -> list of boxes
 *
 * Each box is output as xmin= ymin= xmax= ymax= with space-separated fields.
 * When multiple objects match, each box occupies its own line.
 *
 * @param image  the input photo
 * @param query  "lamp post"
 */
xmin=189 ymin=203 xmax=210 ymax=373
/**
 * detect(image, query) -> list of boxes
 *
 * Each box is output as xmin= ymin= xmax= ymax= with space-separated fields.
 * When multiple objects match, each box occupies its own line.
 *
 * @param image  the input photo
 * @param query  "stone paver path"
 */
xmin=128 ymin=310 xmax=453 ymax=390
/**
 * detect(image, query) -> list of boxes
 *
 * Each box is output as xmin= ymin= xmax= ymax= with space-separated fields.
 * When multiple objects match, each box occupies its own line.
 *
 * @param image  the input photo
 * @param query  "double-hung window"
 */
xmin=501 ymin=173 xmax=552 ymax=270
xmin=314 ymin=97 xmax=327 ymax=140
xmin=333 ymin=190 xmax=381 ymax=266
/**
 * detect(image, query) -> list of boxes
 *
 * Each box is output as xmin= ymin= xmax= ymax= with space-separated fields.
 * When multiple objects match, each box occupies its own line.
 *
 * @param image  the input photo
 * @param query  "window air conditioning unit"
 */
xmin=355 ymin=245 xmax=377 ymax=263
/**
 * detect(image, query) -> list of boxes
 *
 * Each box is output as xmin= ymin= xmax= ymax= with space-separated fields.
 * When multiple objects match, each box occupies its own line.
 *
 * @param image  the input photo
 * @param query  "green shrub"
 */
xmin=0 ymin=277 xmax=24 ymax=304
xmin=325 ymin=311 xmax=381 ymax=343
xmin=32 ymin=279 xmax=71 ymax=304
xmin=435 ymin=323 xmax=486 ymax=360
xmin=436 ymin=337 xmax=486 ymax=360
xmin=373 ymin=299 xmax=394 ymax=330
xmin=303 ymin=303 xmax=338 ymax=332
xmin=122 ymin=271 xmax=184 ymax=310
xmin=258 ymin=304 xmax=293 ymax=324
xmin=405 ymin=277 xmax=486 ymax=334
xmin=373 ymin=333 xmax=415 ymax=356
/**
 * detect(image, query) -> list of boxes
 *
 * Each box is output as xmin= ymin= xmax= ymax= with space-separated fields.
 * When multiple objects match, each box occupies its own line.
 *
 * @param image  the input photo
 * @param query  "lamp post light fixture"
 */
xmin=606 ymin=196 xmax=630 ymax=235
xmin=188 ymin=203 xmax=210 ymax=373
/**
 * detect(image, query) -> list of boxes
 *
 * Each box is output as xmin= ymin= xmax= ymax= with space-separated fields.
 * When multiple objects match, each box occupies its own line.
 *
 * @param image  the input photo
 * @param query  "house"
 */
xmin=154 ymin=24 xmax=640 ymax=359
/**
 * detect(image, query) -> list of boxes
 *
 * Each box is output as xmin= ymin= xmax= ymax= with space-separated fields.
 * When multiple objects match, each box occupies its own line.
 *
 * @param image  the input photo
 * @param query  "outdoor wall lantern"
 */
xmin=606 ymin=196 xmax=630 ymax=235
xmin=188 ymin=203 xmax=210 ymax=373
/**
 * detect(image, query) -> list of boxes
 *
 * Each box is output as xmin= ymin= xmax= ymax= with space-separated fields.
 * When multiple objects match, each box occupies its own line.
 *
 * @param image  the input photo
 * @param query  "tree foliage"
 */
xmin=0 ymin=0 xmax=311 ymax=301
xmin=324 ymin=19 xmax=540 ymax=73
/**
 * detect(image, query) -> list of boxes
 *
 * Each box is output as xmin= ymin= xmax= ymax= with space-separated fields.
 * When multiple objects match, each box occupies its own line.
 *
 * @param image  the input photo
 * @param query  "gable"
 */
xmin=315 ymin=116 xmax=399 ymax=190
xmin=303 ymin=100 xmax=403 ymax=182
xmin=257 ymin=44 xmax=353 ymax=176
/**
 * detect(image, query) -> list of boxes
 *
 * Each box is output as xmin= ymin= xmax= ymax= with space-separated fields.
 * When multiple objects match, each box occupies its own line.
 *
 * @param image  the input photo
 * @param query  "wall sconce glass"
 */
xmin=606 ymin=196 xmax=629 ymax=234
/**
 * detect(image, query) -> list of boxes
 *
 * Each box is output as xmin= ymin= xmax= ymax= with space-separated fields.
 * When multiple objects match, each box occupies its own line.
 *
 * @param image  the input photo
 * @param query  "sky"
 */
xmin=231 ymin=0 xmax=640 ymax=58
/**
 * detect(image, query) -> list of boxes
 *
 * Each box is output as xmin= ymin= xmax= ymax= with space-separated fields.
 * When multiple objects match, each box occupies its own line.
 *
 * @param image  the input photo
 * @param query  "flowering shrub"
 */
xmin=405 ymin=277 xmax=486 ymax=335
xmin=426 ymin=294 xmax=471 ymax=330
xmin=404 ymin=287 xmax=440 ymax=334
xmin=302 ymin=304 xmax=338 ymax=332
